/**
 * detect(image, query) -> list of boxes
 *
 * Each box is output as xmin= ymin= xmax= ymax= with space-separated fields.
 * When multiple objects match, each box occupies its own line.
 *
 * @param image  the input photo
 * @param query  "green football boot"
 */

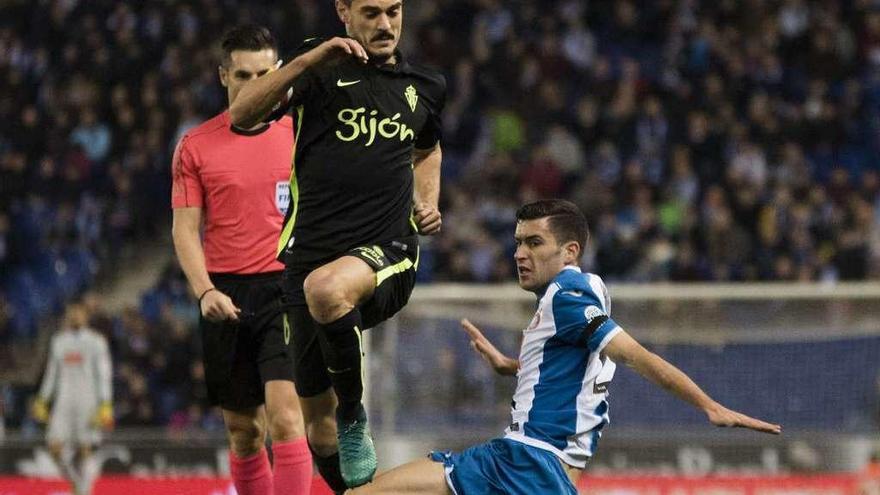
xmin=337 ymin=404 xmax=377 ymax=488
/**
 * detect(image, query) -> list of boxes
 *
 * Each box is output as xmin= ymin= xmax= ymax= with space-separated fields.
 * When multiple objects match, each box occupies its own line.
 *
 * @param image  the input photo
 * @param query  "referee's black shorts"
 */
xmin=283 ymin=235 xmax=418 ymax=398
xmin=201 ymin=271 xmax=295 ymax=411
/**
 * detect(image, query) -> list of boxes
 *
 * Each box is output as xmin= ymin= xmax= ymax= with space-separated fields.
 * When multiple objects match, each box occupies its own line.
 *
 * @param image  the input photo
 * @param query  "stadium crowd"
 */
xmin=426 ymin=0 xmax=880 ymax=283
xmin=3 ymin=0 xmax=880 ymax=427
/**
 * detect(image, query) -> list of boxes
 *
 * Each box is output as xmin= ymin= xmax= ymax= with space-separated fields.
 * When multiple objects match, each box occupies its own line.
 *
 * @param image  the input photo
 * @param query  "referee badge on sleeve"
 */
xmin=276 ymin=181 xmax=291 ymax=215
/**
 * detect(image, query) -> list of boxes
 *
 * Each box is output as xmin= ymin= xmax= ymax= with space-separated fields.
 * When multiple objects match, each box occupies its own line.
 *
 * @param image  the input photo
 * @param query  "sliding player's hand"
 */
xmin=461 ymin=319 xmax=518 ymax=376
xmin=414 ymin=203 xmax=442 ymax=235
xmin=200 ymin=290 xmax=241 ymax=323
xmin=303 ymin=37 xmax=369 ymax=67
xmin=706 ymin=403 xmax=781 ymax=435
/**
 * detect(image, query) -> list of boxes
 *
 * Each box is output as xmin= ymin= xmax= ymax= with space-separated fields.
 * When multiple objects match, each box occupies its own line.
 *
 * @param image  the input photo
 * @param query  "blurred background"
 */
xmin=1 ymin=0 xmax=880 ymax=493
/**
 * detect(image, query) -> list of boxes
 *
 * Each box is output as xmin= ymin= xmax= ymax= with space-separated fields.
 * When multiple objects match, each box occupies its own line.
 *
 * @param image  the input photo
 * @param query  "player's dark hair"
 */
xmin=516 ymin=199 xmax=590 ymax=259
xmin=220 ymin=24 xmax=277 ymax=67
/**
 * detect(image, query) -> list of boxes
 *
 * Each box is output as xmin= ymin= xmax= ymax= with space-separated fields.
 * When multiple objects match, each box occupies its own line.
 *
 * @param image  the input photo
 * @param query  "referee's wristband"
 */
xmin=198 ymin=287 xmax=217 ymax=304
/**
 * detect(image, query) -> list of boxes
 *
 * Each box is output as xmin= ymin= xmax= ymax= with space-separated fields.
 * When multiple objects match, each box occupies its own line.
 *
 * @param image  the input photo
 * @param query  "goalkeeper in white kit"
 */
xmin=32 ymin=302 xmax=113 ymax=495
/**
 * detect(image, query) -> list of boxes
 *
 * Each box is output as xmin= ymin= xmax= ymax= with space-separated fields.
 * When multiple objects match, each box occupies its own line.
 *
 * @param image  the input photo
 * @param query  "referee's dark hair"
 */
xmin=220 ymin=24 xmax=278 ymax=67
xmin=516 ymin=199 xmax=590 ymax=259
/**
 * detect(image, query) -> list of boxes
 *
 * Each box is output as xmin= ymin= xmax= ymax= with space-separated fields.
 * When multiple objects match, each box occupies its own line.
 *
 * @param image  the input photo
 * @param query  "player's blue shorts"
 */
xmin=429 ymin=437 xmax=578 ymax=495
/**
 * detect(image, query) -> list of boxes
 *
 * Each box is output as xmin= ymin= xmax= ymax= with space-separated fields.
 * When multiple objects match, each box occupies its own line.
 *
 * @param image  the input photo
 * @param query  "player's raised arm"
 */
xmin=230 ymin=37 xmax=369 ymax=128
xmin=603 ymin=329 xmax=782 ymax=435
xmin=413 ymin=143 xmax=442 ymax=235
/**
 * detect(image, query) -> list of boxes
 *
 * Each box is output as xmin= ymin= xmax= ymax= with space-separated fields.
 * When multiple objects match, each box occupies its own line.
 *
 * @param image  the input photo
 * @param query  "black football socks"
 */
xmin=309 ymin=443 xmax=347 ymax=493
xmin=319 ymin=308 xmax=365 ymax=423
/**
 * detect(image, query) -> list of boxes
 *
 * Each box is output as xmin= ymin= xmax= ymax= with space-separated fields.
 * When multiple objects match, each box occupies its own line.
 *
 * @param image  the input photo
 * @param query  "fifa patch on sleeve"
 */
xmin=276 ymin=181 xmax=291 ymax=215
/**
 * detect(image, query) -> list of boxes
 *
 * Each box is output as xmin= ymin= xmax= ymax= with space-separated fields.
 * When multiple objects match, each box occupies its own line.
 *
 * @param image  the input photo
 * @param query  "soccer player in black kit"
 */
xmin=230 ymin=1 xmax=445 ymax=491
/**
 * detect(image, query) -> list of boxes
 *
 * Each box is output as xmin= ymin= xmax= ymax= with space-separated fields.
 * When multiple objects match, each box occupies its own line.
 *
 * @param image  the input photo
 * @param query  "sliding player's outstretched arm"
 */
xmin=604 ymin=330 xmax=782 ymax=434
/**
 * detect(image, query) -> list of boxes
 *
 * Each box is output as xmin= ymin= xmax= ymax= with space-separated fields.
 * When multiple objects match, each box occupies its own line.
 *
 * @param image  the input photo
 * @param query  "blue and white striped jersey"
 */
xmin=504 ymin=266 xmax=621 ymax=468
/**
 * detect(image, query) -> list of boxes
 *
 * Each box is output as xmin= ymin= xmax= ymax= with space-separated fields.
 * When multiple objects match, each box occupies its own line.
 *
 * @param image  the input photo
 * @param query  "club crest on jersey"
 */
xmin=405 ymin=85 xmax=418 ymax=112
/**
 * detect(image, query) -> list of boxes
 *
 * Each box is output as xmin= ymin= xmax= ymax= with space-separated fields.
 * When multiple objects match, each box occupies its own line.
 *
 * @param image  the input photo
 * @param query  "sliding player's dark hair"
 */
xmin=516 ymin=199 xmax=590 ymax=259
xmin=220 ymin=24 xmax=277 ymax=67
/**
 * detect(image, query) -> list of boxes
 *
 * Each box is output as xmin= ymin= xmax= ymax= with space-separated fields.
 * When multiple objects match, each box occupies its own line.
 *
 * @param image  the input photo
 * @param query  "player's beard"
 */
xmin=368 ymin=32 xmax=397 ymax=64
xmin=370 ymin=50 xmax=394 ymax=64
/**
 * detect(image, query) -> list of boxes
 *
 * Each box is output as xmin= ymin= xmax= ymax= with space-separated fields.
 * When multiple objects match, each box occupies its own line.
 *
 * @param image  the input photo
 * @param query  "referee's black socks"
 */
xmin=319 ymin=308 xmax=365 ymax=423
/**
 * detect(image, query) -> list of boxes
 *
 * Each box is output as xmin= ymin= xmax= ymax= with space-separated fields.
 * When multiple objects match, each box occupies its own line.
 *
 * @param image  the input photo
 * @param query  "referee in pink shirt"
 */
xmin=171 ymin=25 xmax=311 ymax=495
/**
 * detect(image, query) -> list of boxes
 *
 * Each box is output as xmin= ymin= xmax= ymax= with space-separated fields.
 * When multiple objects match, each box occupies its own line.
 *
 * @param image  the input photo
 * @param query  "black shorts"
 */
xmin=201 ymin=271 xmax=295 ymax=410
xmin=283 ymin=236 xmax=418 ymax=397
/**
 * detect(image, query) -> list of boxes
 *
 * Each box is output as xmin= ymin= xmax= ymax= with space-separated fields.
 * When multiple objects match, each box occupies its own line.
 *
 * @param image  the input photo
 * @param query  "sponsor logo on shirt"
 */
xmin=336 ymin=107 xmax=415 ymax=146
xmin=63 ymin=352 xmax=84 ymax=365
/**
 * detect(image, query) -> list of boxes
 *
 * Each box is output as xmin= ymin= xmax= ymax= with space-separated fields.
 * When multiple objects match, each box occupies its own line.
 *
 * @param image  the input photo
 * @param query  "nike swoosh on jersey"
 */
xmin=337 ymin=79 xmax=362 ymax=87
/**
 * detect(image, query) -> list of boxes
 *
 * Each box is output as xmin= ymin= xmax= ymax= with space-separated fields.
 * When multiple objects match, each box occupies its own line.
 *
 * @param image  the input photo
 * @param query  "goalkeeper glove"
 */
xmin=31 ymin=398 xmax=50 ymax=424
xmin=94 ymin=401 xmax=114 ymax=430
